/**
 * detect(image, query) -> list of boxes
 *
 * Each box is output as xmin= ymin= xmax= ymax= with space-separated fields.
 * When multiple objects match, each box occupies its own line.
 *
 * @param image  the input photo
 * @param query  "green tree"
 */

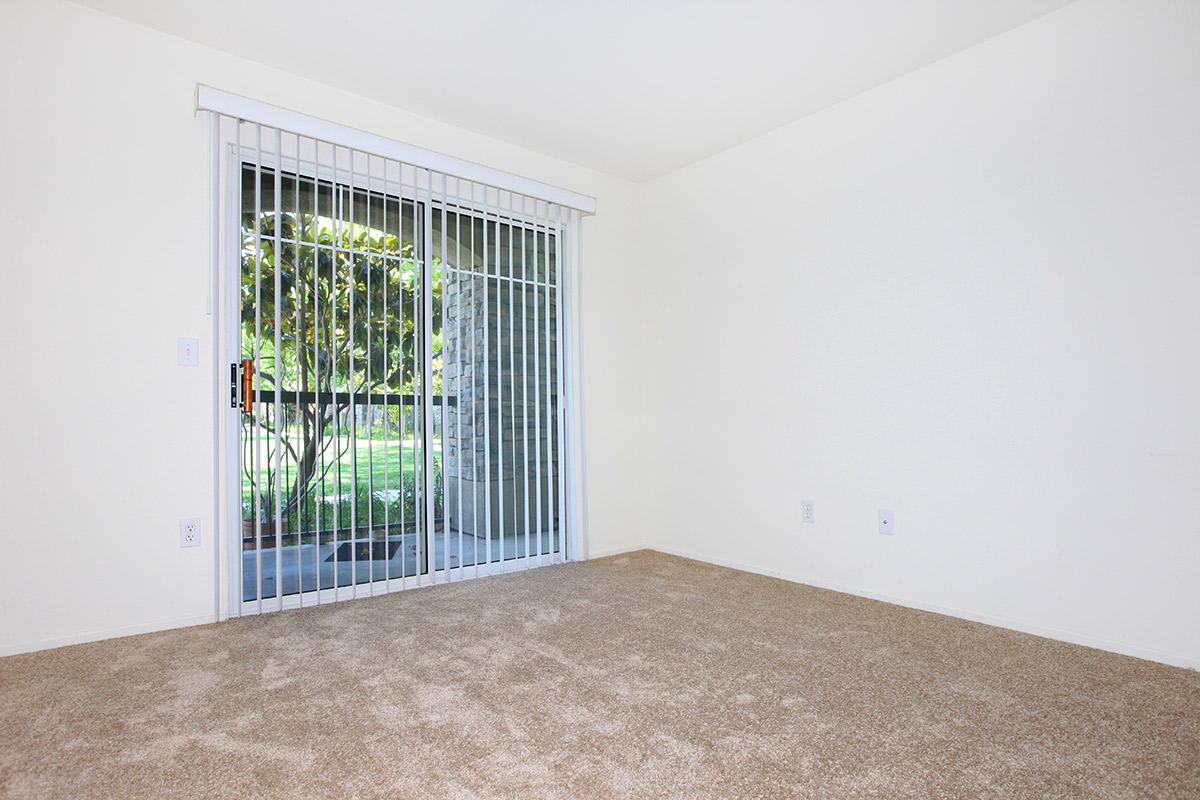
xmin=242 ymin=188 xmax=442 ymax=533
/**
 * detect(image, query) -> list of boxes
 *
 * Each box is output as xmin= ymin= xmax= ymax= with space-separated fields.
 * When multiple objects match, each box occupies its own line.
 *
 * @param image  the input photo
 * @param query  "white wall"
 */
xmin=0 ymin=0 xmax=645 ymax=654
xmin=637 ymin=0 xmax=1200 ymax=668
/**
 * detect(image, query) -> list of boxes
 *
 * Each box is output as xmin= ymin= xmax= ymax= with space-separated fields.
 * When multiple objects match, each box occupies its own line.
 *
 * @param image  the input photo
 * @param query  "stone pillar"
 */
xmin=443 ymin=269 xmax=559 ymax=542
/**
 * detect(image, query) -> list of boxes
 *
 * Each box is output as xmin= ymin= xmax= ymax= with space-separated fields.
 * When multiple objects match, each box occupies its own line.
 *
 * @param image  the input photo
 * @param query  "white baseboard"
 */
xmin=7 ymin=547 xmax=1191 ymax=671
xmin=0 ymin=614 xmax=218 ymax=658
xmin=586 ymin=544 xmax=652 ymax=560
xmin=6 ymin=552 xmax=632 ymax=657
xmin=648 ymin=546 xmax=1199 ymax=671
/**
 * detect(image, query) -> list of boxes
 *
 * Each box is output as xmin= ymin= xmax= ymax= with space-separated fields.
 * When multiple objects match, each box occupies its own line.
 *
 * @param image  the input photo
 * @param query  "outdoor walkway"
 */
xmin=240 ymin=528 xmax=559 ymax=602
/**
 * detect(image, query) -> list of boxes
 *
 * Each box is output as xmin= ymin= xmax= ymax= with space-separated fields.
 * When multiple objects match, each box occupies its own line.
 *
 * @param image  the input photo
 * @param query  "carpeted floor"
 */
xmin=1 ymin=551 xmax=1197 ymax=799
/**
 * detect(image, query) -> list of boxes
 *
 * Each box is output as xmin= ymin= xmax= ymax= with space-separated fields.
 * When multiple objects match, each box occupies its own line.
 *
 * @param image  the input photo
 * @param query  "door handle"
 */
xmin=241 ymin=359 xmax=254 ymax=413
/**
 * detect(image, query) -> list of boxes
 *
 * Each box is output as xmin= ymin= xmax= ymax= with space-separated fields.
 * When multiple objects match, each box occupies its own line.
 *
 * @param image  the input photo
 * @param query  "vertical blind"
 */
xmin=202 ymin=88 xmax=591 ymax=616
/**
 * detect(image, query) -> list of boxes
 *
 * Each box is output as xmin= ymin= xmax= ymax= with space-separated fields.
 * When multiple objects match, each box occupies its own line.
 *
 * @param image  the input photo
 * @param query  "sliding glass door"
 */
xmin=231 ymin=127 xmax=567 ymax=613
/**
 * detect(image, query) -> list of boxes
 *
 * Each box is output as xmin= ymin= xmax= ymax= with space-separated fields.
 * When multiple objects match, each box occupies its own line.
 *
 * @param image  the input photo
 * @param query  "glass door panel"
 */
xmin=437 ymin=209 xmax=562 ymax=572
xmin=239 ymin=152 xmax=425 ymax=604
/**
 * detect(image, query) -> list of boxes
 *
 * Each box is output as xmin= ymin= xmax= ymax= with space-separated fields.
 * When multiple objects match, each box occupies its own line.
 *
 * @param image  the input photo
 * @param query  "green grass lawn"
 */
xmin=242 ymin=433 xmax=442 ymax=520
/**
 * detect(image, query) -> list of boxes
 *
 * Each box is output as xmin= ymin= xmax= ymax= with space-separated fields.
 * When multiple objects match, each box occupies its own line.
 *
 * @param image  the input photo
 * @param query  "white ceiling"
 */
xmin=75 ymin=0 xmax=1075 ymax=181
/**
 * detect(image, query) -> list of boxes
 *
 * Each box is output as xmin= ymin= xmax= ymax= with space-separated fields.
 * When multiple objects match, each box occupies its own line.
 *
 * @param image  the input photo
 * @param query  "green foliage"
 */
xmin=242 ymin=443 xmax=433 ymax=538
xmin=241 ymin=208 xmax=441 ymax=397
xmin=241 ymin=203 xmax=445 ymax=533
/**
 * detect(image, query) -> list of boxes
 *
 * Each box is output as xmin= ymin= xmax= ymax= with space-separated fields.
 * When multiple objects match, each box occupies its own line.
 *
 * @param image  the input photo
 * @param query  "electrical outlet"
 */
xmin=878 ymin=509 xmax=894 ymax=535
xmin=177 ymin=337 xmax=199 ymax=367
xmin=180 ymin=517 xmax=201 ymax=547
xmin=801 ymin=499 xmax=815 ymax=524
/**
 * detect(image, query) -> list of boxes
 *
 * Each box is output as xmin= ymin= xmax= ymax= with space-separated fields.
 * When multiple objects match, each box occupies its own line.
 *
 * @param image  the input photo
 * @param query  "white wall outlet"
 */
xmin=180 ymin=517 xmax=201 ymax=547
xmin=801 ymin=499 xmax=815 ymax=524
xmin=878 ymin=509 xmax=894 ymax=535
xmin=177 ymin=337 xmax=199 ymax=367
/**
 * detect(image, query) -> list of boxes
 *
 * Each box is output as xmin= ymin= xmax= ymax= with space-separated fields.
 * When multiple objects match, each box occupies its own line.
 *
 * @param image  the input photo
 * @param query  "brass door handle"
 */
xmin=241 ymin=358 xmax=254 ymax=413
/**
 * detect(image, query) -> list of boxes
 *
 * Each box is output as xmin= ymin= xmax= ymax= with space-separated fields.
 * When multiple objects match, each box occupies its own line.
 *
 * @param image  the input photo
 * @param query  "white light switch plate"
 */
xmin=801 ymin=500 xmax=815 ymax=524
xmin=177 ymin=337 xmax=199 ymax=367
xmin=878 ymin=509 xmax=894 ymax=535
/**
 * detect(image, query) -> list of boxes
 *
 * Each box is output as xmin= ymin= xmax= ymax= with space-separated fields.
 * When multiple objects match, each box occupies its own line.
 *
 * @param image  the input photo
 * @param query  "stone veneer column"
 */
xmin=443 ymin=266 xmax=559 ymax=544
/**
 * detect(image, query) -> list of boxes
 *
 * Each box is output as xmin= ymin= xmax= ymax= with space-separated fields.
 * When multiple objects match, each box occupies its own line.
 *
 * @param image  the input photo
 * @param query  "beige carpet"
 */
xmin=1 ymin=550 xmax=1197 ymax=799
